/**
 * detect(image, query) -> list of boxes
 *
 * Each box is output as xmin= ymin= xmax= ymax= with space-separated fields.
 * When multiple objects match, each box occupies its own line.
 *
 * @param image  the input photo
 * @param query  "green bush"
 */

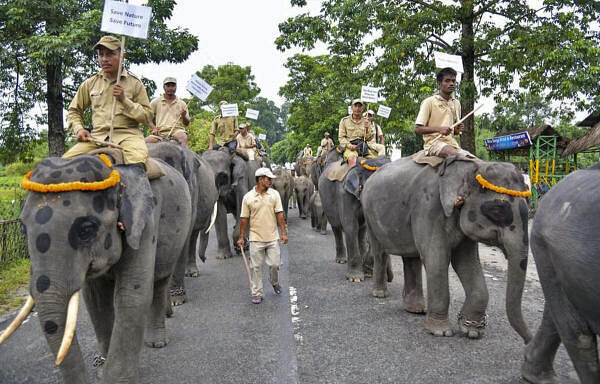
xmin=0 ymin=160 xmax=37 ymax=177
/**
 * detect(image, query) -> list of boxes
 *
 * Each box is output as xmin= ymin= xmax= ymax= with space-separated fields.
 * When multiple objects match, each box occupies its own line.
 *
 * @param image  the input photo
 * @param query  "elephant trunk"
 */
xmin=505 ymin=245 xmax=533 ymax=344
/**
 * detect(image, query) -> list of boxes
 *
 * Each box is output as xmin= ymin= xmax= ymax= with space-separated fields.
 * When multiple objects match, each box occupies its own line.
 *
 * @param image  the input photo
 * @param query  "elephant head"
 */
xmin=2 ymin=155 xmax=155 ymax=372
xmin=295 ymin=176 xmax=314 ymax=219
xmin=438 ymin=156 xmax=532 ymax=343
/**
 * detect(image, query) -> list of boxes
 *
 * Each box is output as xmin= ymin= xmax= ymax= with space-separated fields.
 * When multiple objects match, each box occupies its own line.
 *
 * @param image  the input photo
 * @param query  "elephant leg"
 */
xmin=185 ymin=228 xmax=201 ymax=277
xmin=332 ymin=225 xmax=347 ymax=263
xmin=521 ymin=305 xmax=561 ymax=384
xmin=145 ymin=277 xmax=170 ymax=348
xmin=215 ymin=202 xmax=233 ymax=259
xmin=344 ymin=224 xmax=364 ymax=283
xmin=359 ymin=221 xmax=372 ymax=278
xmin=320 ymin=215 xmax=327 ymax=235
xmin=83 ymin=277 xmax=115 ymax=357
xmin=422 ymin=249 xmax=453 ymax=337
xmin=197 ymin=231 xmax=209 ymax=264
xmin=371 ymin=237 xmax=389 ymax=298
xmin=450 ymin=239 xmax=489 ymax=339
xmin=169 ymin=250 xmax=187 ymax=307
xmin=402 ymin=257 xmax=425 ymax=314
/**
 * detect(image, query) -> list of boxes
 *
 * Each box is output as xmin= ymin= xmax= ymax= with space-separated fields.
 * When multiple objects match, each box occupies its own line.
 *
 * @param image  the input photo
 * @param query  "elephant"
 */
xmin=319 ymin=152 xmax=390 ymax=281
xmin=1 ymin=155 xmax=192 ymax=383
xmin=310 ymin=157 xmax=324 ymax=190
xmin=295 ymin=152 xmax=312 ymax=177
xmin=309 ymin=191 xmax=327 ymax=234
xmin=201 ymin=150 xmax=259 ymax=259
xmin=521 ymin=164 xmax=600 ymax=384
xmin=148 ymin=142 xmax=218 ymax=306
xmin=294 ymin=175 xmax=314 ymax=219
xmin=362 ymin=155 xmax=532 ymax=343
xmin=271 ymin=167 xmax=294 ymax=220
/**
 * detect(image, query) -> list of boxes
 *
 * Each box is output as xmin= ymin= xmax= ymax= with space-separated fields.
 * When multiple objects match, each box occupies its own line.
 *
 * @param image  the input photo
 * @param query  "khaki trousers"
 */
xmin=64 ymin=130 xmax=148 ymax=164
xmin=249 ymin=240 xmax=280 ymax=297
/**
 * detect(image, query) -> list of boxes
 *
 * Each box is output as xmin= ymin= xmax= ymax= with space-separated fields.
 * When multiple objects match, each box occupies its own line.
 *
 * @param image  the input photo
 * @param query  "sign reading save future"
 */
xmin=101 ymin=1 xmax=152 ymax=39
xmin=484 ymin=132 xmax=532 ymax=151
xmin=186 ymin=74 xmax=213 ymax=101
xmin=361 ymin=86 xmax=379 ymax=103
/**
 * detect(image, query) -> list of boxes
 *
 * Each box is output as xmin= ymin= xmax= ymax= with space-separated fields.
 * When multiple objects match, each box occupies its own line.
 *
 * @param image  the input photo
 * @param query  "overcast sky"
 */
xmin=130 ymin=0 xmax=323 ymax=106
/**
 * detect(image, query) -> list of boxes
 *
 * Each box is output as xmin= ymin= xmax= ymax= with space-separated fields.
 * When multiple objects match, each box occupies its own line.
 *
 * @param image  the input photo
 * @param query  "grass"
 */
xmin=0 ymin=258 xmax=30 ymax=316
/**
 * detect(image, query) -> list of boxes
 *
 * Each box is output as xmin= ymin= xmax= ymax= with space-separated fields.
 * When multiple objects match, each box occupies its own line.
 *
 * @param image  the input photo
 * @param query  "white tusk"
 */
xmin=205 ymin=201 xmax=218 ymax=234
xmin=55 ymin=291 xmax=80 ymax=366
xmin=0 ymin=295 xmax=35 ymax=344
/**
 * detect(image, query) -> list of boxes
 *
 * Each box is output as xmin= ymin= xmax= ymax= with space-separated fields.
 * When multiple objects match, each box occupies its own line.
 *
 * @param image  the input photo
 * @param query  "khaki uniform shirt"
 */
xmin=303 ymin=147 xmax=313 ymax=157
xmin=210 ymin=116 xmax=239 ymax=146
xmin=237 ymin=132 xmax=256 ymax=148
xmin=240 ymin=187 xmax=283 ymax=242
xmin=150 ymin=95 xmax=189 ymax=133
xmin=415 ymin=94 xmax=461 ymax=150
xmin=338 ymin=115 xmax=373 ymax=149
xmin=67 ymin=69 xmax=151 ymax=138
xmin=320 ymin=137 xmax=334 ymax=151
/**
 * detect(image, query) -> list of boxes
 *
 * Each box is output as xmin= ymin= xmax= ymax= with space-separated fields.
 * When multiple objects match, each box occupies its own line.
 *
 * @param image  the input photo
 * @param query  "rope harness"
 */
xmin=475 ymin=174 xmax=531 ymax=198
xmin=22 ymin=154 xmax=120 ymax=193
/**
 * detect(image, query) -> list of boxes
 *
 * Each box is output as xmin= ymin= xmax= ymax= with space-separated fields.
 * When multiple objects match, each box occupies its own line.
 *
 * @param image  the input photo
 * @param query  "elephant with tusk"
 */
xmin=362 ymin=155 xmax=532 ymax=342
xmin=1 ymin=154 xmax=192 ymax=383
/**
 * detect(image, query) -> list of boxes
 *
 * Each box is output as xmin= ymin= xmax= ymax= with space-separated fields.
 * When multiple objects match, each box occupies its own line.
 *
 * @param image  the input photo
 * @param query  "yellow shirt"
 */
xmin=320 ymin=137 xmax=334 ymax=151
xmin=415 ymin=94 xmax=461 ymax=150
xmin=150 ymin=96 xmax=189 ymax=133
xmin=338 ymin=115 xmax=373 ymax=148
xmin=210 ymin=116 xmax=239 ymax=146
xmin=303 ymin=147 xmax=313 ymax=157
xmin=240 ymin=187 xmax=283 ymax=242
xmin=67 ymin=69 xmax=151 ymax=137
xmin=237 ymin=132 xmax=256 ymax=148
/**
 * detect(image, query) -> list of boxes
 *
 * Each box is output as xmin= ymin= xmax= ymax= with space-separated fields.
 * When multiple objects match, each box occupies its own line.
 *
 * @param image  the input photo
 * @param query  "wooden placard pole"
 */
xmin=108 ymin=35 xmax=126 ymax=143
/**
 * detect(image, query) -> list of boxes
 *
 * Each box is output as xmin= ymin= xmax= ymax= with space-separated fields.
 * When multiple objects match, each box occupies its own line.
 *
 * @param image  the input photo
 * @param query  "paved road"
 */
xmin=0 ymin=213 xmax=579 ymax=383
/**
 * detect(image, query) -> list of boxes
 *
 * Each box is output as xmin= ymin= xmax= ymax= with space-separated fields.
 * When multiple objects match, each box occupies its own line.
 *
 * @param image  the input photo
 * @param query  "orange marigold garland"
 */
xmin=22 ymin=156 xmax=120 ymax=193
xmin=360 ymin=159 xmax=378 ymax=171
xmin=475 ymin=174 xmax=531 ymax=198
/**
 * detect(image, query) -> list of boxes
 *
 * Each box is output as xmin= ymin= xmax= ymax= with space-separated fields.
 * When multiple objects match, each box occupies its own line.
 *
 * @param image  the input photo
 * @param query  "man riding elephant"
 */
xmin=209 ymin=100 xmax=239 ymax=153
xmin=339 ymin=99 xmax=377 ymax=167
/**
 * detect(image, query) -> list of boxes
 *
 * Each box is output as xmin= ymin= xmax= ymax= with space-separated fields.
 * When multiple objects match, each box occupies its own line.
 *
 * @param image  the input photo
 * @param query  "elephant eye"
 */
xmin=68 ymin=216 xmax=101 ymax=249
xmin=480 ymin=200 xmax=514 ymax=227
xmin=79 ymin=221 xmax=99 ymax=241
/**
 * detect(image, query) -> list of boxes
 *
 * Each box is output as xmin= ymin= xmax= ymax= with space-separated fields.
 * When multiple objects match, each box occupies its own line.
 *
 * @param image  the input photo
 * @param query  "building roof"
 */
xmin=562 ymin=122 xmax=600 ymax=156
xmin=577 ymin=112 xmax=600 ymax=127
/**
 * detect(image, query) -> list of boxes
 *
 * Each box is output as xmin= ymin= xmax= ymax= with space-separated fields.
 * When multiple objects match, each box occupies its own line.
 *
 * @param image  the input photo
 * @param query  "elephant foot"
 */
xmin=346 ymin=269 xmax=364 ymax=283
xmin=457 ymin=312 xmax=486 ymax=339
xmin=403 ymin=293 xmax=426 ymax=314
xmin=520 ymin=360 xmax=559 ymax=384
xmin=216 ymin=250 xmax=233 ymax=259
xmin=170 ymin=287 xmax=186 ymax=306
xmin=425 ymin=315 xmax=453 ymax=337
xmin=165 ymin=304 xmax=174 ymax=318
xmin=145 ymin=337 xmax=169 ymax=348
xmin=185 ymin=265 xmax=200 ymax=277
xmin=364 ymin=271 xmax=373 ymax=278
xmin=372 ymin=287 xmax=389 ymax=298
xmin=335 ymin=257 xmax=347 ymax=264
xmin=145 ymin=325 xmax=168 ymax=348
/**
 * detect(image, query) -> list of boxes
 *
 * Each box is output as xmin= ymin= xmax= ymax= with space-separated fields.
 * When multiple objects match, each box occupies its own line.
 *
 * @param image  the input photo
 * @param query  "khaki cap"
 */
xmin=367 ymin=109 xmax=375 ymax=115
xmin=94 ymin=36 xmax=121 ymax=51
xmin=352 ymin=98 xmax=363 ymax=105
xmin=163 ymin=77 xmax=177 ymax=85
xmin=239 ymin=123 xmax=250 ymax=129
xmin=324 ymin=132 xmax=329 ymax=136
xmin=255 ymin=168 xmax=276 ymax=179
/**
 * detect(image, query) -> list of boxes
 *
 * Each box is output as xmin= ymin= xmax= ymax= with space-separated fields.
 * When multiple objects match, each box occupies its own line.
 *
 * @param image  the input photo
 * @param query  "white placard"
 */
xmin=101 ymin=1 xmax=152 ymax=39
xmin=220 ymin=103 xmax=238 ymax=117
xmin=433 ymin=51 xmax=464 ymax=73
xmin=245 ymin=108 xmax=260 ymax=120
xmin=186 ymin=74 xmax=213 ymax=101
xmin=377 ymin=105 xmax=392 ymax=118
xmin=348 ymin=106 xmax=352 ymax=115
xmin=258 ymin=133 xmax=266 ymax=141
xmin=361 ymin=86 xmax=379 ymax=103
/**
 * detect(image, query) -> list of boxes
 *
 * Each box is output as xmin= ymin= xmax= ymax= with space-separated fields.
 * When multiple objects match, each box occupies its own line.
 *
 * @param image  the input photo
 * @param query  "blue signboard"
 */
xmin=484 ymin=132 xmax=532 ymax=151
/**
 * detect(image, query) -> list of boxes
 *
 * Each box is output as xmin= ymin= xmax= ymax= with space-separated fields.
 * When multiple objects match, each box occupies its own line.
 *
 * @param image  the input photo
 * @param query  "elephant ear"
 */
xmin=438 ymin=156 xmax=478 ymax=217
xmin=116 ymin=164 xmax=155 ymax=250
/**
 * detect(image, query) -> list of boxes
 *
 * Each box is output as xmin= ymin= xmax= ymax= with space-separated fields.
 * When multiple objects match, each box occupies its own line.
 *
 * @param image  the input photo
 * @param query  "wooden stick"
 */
xmin=451 ymin=104 xmax=484 ymax=129
xmin=108 ymin=36 xmax=127 ymax=143
xmin=239 ymin=246 xmax=253 ymax=293
xmin=89 ymin=138 xmax=123 ymax=150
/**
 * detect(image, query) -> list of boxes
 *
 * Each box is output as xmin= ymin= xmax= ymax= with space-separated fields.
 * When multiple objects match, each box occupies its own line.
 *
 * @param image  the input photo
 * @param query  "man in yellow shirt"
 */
xmin=64 ymin=36 xmax=152 ymax=165
xmin=236 ymin=123 xmax=256 ymax=160
xmin=414 ymin=67 xmax=468 ymax=158
xmin=366 ymin=110 xmax=385 ymax=157
xmin=339 ymin=99 xmax=376 ymax=167
xmin=145 ymin=77 xmax=190 ymax=146
xmin=209 ymin=100 xmax=239 ymax=153
xmin=316 ymin=132 xmax=335 ymax=157
xmin=238 ymin=168 xmax=288 ymax=304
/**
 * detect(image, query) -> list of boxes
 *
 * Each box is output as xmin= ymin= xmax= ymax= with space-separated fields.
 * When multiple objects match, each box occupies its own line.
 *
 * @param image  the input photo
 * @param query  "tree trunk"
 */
xmin=47 ymin=62 xmax=65 ymax=157
xmin=460 ymin=0 xmax=476 ymax=155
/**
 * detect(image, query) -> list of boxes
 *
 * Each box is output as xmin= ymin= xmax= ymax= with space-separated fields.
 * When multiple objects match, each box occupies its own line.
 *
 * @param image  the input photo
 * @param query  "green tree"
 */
xmin=193 ymin=64 xmax=260 ymax=113
xmin=246 ymin=97 xmax=286 ymax=145
xmin=0 ymin=0 xmax=198 ymax=157
xmin=276 ymin=0 xmax=600 ymax=154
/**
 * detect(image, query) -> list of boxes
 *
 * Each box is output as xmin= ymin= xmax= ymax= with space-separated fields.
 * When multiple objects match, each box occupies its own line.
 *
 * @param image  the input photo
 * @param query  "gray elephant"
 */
xmin=201 ymin=150 xmax=259 ymax=259
xmin=294 ymin=175 xmax=314 ymax=219
xmin=148 ymin=142 xmax=218 ymax=306
xmin=309 ymin=191 xmax=327 ymax=234
xmin=521 ymin=164 xmax=600 ymax=384
xmin=310 ymin=157 xmax=323 ymax=190
xmin=1 ymin=155 xmax=192 ymax=383
xmin=295 ymin=152 xmax=312 ymax=177
xmin=362 ymin=156 xmax=532 ymax=343
xmin=319 ymin=153 xmax=390 ymax=281
xmin=271 ymin=167 xmax=294 ymax=220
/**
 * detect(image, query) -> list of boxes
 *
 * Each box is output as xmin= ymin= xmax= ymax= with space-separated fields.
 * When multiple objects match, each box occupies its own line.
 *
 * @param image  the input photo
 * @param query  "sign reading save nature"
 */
xmin=484 ymin=132 xmax=532 ymax=151
xmin=101 ymin=1 xmax=152 ymax=39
